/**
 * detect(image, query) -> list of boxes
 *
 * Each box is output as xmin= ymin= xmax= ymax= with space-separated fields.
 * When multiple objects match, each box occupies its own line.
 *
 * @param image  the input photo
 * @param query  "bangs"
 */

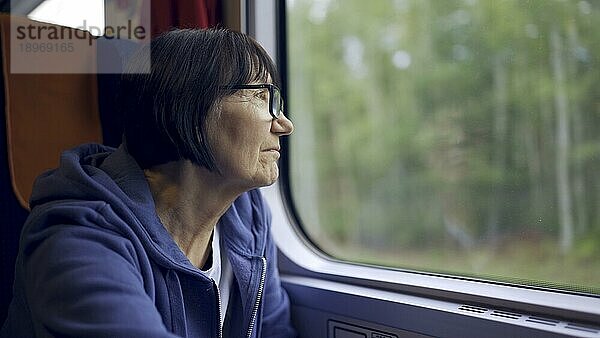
xmin=219 ymin=32 xmax=280 ymax=89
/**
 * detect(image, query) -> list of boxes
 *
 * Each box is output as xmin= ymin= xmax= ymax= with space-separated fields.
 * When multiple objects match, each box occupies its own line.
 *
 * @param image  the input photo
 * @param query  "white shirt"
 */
xmin=203 ymin=225 xmax=233 ymax=327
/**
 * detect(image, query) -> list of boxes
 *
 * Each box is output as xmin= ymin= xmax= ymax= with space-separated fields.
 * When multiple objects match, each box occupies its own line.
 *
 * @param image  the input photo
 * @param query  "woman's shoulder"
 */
xmin=22 ymin=200 xmax=141 ymax=264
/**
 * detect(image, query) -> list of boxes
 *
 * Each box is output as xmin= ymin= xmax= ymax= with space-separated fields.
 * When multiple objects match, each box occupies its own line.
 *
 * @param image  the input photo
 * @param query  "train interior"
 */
xmin=1 ymin=1 xmax=599 ymax=337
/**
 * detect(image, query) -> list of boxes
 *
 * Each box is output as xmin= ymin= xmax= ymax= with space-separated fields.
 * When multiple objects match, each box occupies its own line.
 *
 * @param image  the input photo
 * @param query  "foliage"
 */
xmin=288 ymin=0 xmax=600 ymax=291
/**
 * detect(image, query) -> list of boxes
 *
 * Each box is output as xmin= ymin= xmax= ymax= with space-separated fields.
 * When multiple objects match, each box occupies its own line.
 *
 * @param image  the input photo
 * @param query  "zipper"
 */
xmin=213 ymin=279 xmax=223 ymax=338
xmin=246 ymin=256 xmax=267 ymax=338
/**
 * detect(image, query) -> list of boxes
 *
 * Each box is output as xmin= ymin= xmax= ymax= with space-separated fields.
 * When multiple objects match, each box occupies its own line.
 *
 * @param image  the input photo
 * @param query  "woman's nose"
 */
xmin=271 ymin=113 xmax=294 ymax=135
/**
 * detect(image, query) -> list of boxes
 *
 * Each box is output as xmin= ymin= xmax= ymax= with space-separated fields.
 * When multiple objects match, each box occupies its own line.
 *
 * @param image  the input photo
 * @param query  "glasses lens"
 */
xmin=272 ymin=87 xmax=282 ymax=118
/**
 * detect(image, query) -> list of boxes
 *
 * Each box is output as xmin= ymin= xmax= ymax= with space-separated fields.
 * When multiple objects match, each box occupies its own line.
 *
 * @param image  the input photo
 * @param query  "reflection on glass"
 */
xmin=28 ymin=0 xmax=105 ymax=36
xmin=288 ymin=0 xmax=600 ymax=294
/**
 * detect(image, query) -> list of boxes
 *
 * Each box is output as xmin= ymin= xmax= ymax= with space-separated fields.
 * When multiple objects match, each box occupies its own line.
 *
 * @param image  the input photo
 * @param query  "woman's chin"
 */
xmin=258 ymin=166 xmax=279 ymax=187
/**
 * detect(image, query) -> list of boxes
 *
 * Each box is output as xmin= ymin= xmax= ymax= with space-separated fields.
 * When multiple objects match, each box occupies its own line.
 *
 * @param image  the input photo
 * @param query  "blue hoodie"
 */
xmin=1 ymin=144 xmax=296 ymax=338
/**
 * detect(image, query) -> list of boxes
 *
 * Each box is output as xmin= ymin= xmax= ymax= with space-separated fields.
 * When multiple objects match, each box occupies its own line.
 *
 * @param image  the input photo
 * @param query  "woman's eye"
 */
xmin=254 ymin=90 xmax=268 ymax=102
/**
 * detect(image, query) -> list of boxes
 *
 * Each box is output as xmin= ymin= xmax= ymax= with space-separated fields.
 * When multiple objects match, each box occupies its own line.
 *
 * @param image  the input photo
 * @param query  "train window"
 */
xmin=286 ymin=0 xmax=600 ymax=294
xmin=28 ymin=0 xmax=105 ymax=36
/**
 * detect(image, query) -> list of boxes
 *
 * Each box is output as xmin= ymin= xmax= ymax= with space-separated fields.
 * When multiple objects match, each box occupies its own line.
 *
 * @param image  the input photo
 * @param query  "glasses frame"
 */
xmin=222 ymin=83 xmax=284 ymax=119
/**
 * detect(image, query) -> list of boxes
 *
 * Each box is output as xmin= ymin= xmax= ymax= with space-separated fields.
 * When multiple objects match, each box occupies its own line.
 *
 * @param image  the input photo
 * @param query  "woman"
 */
xmin=1 ymin=28 xmax=296 ymax=337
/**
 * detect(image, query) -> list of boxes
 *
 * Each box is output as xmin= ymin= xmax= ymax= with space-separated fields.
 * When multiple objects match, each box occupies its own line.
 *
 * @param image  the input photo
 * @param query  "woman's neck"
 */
xmin=144 ymin=160 xmax=239 ymax=268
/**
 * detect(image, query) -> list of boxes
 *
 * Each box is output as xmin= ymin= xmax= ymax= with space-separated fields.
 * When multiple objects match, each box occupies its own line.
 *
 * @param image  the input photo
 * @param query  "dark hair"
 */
xmin=119 ymin=28 xmax=280 ymax=170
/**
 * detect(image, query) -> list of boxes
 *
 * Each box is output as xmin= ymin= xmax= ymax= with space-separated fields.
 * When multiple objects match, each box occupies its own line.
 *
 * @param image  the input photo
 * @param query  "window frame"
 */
xmin=251 ymin=0 xmax=600 ymax=326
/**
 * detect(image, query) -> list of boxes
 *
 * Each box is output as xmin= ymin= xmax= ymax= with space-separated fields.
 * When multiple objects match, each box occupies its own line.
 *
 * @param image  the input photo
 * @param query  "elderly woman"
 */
xmin=1 ymin=29 xmax=295 ymax=337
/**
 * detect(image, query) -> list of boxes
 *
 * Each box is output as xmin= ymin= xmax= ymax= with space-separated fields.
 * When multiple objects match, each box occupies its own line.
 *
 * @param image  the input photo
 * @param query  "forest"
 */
xmin=287 ymin=0 xmax=600 ymax=293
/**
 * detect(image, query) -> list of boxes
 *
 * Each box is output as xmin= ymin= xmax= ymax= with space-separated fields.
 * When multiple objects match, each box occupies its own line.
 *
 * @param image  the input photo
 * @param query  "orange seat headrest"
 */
xmin=0 ymin=13 xmax=103 ymax=210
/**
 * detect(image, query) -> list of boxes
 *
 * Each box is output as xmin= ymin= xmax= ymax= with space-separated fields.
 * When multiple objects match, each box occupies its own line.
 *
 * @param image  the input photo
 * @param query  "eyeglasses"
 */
xmin=222 ymin=83 xmax=284 ymax=119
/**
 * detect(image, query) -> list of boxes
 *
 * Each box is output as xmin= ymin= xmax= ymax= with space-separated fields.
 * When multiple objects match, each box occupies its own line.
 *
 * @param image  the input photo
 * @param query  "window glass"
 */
xmin=287 ymin=0 xmax=600 ymax=294
xmin=28 ymin=0 xmax=105 ymax=36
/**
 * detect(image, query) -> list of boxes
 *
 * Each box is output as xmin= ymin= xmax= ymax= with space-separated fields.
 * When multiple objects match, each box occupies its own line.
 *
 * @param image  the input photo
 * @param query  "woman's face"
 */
xmin=207 ymin=81 xmax=294 ymax=191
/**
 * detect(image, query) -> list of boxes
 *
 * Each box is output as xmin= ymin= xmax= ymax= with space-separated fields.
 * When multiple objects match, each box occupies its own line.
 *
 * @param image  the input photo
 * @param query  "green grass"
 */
xmin=320 ymin=238 xmax=600 ymax=295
